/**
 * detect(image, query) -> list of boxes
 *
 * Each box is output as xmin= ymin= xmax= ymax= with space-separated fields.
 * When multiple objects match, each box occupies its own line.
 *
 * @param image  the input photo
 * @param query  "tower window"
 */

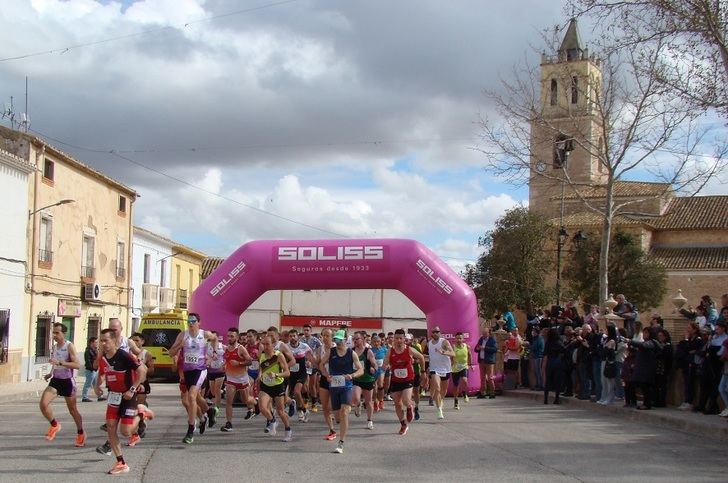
xmin=550 ymin=79 xmax=558 ymax=106
xmin=553 ymin=135 xmax=573 ymax=169
xmin=571 ymin=77 xmax=578 ymax=104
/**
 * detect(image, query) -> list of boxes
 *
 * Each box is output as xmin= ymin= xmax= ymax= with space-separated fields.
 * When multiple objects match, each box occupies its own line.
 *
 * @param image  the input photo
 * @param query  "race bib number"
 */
xmin=290 ymin=363 xmax=300 ymax=372
xmin=330 ymin=375 xmax=346 ymax=387
xmin=184 ymin=354 xmax=198 ymax=365
xmin=250 ymin=361 xmax=259 ymax=370
xmin=376 ymin=359 xmax=384 ymax=368
xmin=394 ymin=368 xmax=408 ymax=379
xmin=262 ymin=372 xmax=276 ymax=385
xmin=108 ymin=391 xmax=123 ymax=406
xmin=106 ymin=374 xmax=117 ymax=382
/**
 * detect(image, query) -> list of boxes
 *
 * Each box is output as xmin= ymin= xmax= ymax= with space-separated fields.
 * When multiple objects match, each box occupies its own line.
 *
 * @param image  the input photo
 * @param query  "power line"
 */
xmin=29 ymin=128 xmax=475 ymax=155
xmin=0 ymin=0 xmax=301 ymax=63
xmin=26 ymin=129 xmax=485 ymax=264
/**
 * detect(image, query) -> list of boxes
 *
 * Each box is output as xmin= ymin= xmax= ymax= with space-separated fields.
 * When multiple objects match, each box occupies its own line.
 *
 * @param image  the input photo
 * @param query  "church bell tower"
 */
xmin=529 ymin=18 xmax=606 ymax=218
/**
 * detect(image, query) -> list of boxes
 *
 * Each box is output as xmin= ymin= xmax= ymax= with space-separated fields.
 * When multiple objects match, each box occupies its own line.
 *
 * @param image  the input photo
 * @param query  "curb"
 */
xmin=0 ymin=385 xmax=48 ymax=404
xmin=504 ymin=389 xmax=728 ymax=443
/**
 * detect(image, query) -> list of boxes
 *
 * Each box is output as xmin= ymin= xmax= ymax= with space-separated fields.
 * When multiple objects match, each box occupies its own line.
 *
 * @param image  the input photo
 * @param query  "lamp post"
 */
xmin=554 ymin=137 xmax=574 ymax=306
xmin=25 ymin=198 xmax=75 ymax=381
xmin=28 ymin=198 xmax=75 ymax=218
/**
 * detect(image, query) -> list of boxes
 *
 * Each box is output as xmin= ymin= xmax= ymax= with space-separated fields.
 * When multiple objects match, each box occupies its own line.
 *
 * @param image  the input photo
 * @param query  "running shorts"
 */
xmin=260 ymin=382 xmax=285 ymax=398
xmin=48 ymin=377 xmax=75 ymax=398
xmin=353 ymin=380 xmax=375 ymax=391
xmin=452 ymin=369 xmax=468 ymax=385
xmin=389 ymin=381 xmax=414 ymax=393
xmin=105 ymin=392 xmax=138 ymax=425
xmin=183 ymin=369 xmax=208 ymax=389
xmin=330 ymin=387 xmax=353 ymax=410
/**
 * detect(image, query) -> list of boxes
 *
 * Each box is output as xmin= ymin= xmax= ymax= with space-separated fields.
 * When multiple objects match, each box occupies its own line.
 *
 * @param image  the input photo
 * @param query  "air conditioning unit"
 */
xmin=159 ymin=288 xmax=176 ymax=312
xmin=142 ymin=283 xmax=159 ymax=310
xmin=83 ymin=282 xmax=101 ymax=302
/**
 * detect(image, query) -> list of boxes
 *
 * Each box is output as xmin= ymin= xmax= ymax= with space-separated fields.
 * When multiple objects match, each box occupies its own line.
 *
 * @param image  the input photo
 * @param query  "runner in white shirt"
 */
xmin=427 ymin=326 xmax=455 ymax=420
xmin=205 ymin=331 xmax=226 ymax=428
xmin=169 ymin=313 xmax=216 ymax=444
xmin=286 ymin=329 xmax=315 ymax=422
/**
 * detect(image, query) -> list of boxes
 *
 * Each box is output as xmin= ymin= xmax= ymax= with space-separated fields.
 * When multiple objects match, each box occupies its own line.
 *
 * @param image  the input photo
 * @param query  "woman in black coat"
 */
xmin=543 ymin=327 xmax=567 ymax=405
xmin=628 ymin=328 xmax=662 ymax=410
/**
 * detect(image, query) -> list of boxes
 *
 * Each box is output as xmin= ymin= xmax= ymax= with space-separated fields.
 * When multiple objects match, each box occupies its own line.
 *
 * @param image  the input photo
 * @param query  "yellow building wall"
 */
xmin=0 ymin=126 xmax=136 ymax=380
xmin=171 ymin=246 xmax=205 ymax=312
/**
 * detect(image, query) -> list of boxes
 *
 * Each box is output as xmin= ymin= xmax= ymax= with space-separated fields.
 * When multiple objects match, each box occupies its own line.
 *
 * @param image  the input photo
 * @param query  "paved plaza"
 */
xmin=0 ymin=384 xmax=725 ymax=482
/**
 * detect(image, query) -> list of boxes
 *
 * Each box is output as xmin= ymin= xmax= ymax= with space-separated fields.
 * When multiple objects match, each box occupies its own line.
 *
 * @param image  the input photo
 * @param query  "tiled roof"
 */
xmin=556 ymin=181 xmax=672 ymax=200
xmin=651 ymin=246 xmax=728 ymax=270
xmin=549 ymin=211 xmax=645 ymax=226
xmin=0 ymin=125 xmax=138 ymax=197
xmin=201 ymin=257 xmax=225 ymax=279
xmin=651 ymin=196 xmax=728 ymax=230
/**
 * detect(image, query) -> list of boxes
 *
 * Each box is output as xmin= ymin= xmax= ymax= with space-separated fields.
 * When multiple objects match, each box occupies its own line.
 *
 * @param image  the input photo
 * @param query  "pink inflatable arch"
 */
xmin=189 ymin=239 xmax=480 ymax=393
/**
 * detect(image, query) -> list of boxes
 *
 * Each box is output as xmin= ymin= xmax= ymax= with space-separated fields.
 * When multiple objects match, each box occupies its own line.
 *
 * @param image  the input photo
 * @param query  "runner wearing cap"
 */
xmin=168 ymin=312 xmax=216 ymax=444
xmin=320 ymin=329 xmax=363 ymax=453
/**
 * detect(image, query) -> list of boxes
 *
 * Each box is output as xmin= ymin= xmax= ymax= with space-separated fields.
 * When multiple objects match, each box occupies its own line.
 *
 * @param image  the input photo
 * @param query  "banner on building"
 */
xmin=281 ymin=315 xmax=383 ymax=330
xmin=58 ymin=299 xmax=82 ymax=317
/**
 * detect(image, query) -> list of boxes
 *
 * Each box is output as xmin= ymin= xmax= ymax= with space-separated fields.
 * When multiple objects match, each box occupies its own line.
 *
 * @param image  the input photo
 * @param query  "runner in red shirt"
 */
xmin=384 ymin=329 xmax=426 ymax=435
xmin=94 ymin=328 xmax=152 ymax=475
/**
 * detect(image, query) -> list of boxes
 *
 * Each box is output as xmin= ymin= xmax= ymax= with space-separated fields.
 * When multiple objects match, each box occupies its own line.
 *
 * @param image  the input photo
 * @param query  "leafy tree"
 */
xmin=463 ymin=206 xmax=553 ymax=317
xmin=563 ymin=230 xmax=667 ymax=312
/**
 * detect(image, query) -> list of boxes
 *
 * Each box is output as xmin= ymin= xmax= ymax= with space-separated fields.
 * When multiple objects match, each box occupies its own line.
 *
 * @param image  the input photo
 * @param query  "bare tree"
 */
xmin=476 ymin=27 xmax=726 ymax=311
xmin=572 ymin=0 xmax=728 ymax=118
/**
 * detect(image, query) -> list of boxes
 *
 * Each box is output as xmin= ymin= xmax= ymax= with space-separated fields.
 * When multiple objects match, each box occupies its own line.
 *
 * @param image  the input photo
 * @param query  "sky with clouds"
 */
xmin=3 ymin=0 xmax=720 ymax=275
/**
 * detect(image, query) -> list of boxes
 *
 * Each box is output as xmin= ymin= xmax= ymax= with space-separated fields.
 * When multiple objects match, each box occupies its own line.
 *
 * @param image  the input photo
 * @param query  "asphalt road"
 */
xmin=0 ymin=384 xmax=725 ymax=482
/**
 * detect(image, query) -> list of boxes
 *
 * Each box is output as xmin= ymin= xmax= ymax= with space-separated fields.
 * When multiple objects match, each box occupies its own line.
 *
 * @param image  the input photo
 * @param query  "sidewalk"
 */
xmin=0 ymin=376 xmax=89 ymax=404
xmin=504 ymin=388 xmax=728 ymax=443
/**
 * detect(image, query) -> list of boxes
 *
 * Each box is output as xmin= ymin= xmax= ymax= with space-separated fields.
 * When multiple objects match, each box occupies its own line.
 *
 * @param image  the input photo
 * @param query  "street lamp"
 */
xmin=554 ymin=135 xmax=574 ymax=306
xmin=28 ymin=199 xmax=75 ymax=218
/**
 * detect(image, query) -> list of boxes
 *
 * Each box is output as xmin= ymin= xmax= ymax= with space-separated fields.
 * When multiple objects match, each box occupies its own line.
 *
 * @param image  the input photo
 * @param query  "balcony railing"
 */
xmin=116 ymin=266 xmax=126 ymax=279
xmin=81 ymin=265 xmax=95 ymax=279
xmin=38 ymin=249 xmax=53 ymax=263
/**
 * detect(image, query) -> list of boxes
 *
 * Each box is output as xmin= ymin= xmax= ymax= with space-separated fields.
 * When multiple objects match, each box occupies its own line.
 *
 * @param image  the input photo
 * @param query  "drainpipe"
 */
xmin=125 ymin=197 xmax=135 ymax=334
xmin=25 ymin=143 xmax=43 ymax=381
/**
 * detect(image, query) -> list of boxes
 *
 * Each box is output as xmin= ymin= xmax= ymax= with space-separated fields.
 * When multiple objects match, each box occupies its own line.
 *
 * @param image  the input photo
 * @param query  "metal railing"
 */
xmin=38 ymin=249 xmax=53 ymax=263
xmin=116 ymin=266 xmax=126 ymax=279
xmin=81 ymin=265 xmax=95 ymax=278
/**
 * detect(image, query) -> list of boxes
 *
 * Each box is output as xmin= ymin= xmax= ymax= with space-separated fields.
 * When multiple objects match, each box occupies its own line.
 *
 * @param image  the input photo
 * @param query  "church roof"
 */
xmin=550 ymin=211 xmax=645 ymax=227
xmin=559 ymin=18 xmax=583 ymax=54
xmin=556 ymin=181 xmax=672 ymax=200
xmin=651 ymin=196 xmax=728 ymax=230
xmin=201 ymin=257 xmax=225 ymax=280
xmin=651 ymin=246 xmax=728 ymax=270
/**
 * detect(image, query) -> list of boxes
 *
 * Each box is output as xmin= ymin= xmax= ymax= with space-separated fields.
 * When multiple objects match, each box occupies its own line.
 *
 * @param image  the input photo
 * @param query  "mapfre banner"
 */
xmin=281 ymin=315 xmax=383 ymax=329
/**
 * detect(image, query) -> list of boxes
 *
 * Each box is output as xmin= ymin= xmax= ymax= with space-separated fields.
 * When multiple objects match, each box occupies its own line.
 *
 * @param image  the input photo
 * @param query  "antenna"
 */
xmin=1 ymin=96 xmax=16 ymax=129
xmin=23 ymin=76 xmax=29 ymax=133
